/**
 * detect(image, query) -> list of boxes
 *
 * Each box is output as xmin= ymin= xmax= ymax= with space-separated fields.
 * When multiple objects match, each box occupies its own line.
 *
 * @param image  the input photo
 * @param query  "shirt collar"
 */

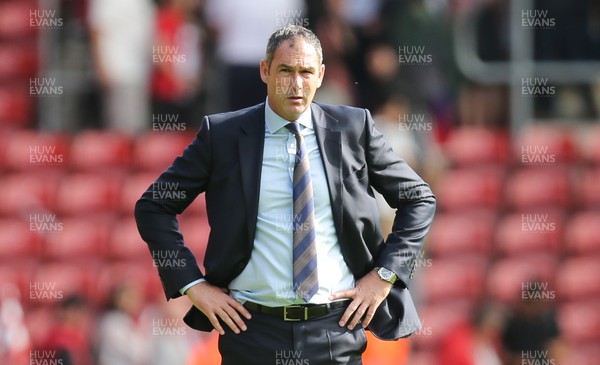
xmin=264 ymin=97 xmax=313 ymax=134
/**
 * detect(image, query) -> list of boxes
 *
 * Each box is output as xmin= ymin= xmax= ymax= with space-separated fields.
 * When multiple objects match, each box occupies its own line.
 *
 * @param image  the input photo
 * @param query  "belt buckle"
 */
xmin=283 ymin=305 xmax=308 ymax=321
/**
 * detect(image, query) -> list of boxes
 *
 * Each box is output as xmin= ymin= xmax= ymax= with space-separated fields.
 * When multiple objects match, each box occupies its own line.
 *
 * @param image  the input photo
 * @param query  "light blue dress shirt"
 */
xmin=227 ymin=100 xmax=355 ymax=306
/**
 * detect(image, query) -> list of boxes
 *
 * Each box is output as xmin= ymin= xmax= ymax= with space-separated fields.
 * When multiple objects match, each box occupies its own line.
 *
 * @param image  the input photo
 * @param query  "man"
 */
xmin=135 ymin=25 xmax=436 ymax=365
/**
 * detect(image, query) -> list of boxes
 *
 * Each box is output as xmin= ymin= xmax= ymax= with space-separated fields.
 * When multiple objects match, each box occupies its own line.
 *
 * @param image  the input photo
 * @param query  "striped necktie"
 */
xmin=285 ymin=122 xmax=318 ymax=302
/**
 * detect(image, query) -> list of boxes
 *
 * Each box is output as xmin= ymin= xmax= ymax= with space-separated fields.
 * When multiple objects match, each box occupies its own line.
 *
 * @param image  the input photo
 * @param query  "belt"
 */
xmin=243 ymin=300 xmax=349 ymax=322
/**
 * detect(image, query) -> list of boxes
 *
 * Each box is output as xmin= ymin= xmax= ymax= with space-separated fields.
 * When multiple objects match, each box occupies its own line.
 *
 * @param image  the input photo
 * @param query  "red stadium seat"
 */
xmin=556 ymin=256 xmax=600 ymax=301
xmin=427 ymin=210 xmax=496 ymax=257
xmin=118 ymin=172 xmax=156 ymax=215
xmin=0 ymin=84 xmax=33 ymax=128
xmin=443 ymin=127 xmax=509 ymax=166
xmin=435 ymin=167 xmax=505 ymax=211
xmin=69 ymin=130 xmax=131 ymax=171
xmin=94 ymin=262 xmax=162 ymax=307
xmin=0 ymin=1 xmax=38 ymax=39
xmin=486 ymin=255 xmax=557 ymax=304
xmin=30 ymin=262 xmax=100 ymax=306
xmin=178 ymin=214 xmax=210 ymax=267
xmin=576 ymin=167 xmax=600 ymax=209
xmin=131 ymin=132 xmax=191 ymax=172
xmin=494 ymin=211 xmax=564 ymax=256
xmin=565 ymin=211 xmax=600 ymax=255
xmin=52 ymin=172 xmax=121 ymax=215
xmin=558 ymin=300 xmax=600 ymax=343
xmin=0 ymin=218 xmax=42 ymax=259
xmin=503 ymin=167 xmax=572 ymax=210
xmin=513 ymin=124 xmax=576 ymax=165
xmin=0 ymin=260 xmax=36 ymax=300
xmin=42 ymin=216 xmax=111 ymax=260
xmin=1 ymin=130 xmax=69 ymax=171
xmin=0 ymin=42 xmax=37 ymax=80
xmin=106 ymin=217 xmax=149 ymax=261
xmin=0 ymin=172 xmax=60 ymax=216
xmin=420 ymin=256 xmax=487 ymax=304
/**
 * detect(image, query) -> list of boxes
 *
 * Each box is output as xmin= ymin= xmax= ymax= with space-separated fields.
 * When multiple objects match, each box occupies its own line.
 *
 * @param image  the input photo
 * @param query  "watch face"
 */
xmin=379 ymin=268 xmax=393 ymax=280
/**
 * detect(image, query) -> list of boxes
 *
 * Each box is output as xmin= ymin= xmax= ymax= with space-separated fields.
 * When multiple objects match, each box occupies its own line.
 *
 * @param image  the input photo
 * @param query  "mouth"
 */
xmin=287 ymin=96 xmax=303 ymax=102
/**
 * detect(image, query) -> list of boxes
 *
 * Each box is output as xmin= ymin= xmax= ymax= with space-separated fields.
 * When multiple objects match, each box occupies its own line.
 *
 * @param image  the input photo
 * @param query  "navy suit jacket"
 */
xmin=135 ymin=102 xmax=436 ymax=340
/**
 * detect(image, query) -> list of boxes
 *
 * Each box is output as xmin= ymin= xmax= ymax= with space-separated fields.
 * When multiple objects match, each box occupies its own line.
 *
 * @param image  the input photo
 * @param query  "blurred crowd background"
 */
xmin=1 ymin=0 xmax=600 ymax=364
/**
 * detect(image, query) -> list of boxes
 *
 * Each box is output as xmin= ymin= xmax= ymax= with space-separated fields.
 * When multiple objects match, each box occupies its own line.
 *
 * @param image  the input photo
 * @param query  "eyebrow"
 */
xmin=277 ymin=63 xmax=316 ymax=72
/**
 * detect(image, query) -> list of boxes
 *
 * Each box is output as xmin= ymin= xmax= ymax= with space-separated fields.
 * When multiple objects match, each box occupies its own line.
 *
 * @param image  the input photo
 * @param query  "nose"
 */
xmin=291 ymin=72 xmax=303 ymax=90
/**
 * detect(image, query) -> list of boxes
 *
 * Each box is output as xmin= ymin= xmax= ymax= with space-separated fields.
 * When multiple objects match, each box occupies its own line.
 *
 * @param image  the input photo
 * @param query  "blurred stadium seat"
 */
xmin=30 ymin=262 xmax=100 ymax=306
xmin=486 ymin=254 xmax=557 ymax=304
xmin=69 ymin=130 xmax=131 ymax=171
xmin=494 ymin=211 xmax=564 ymax=256
xmin=0 ymin=172 xmax=60 ymax=216
xmin=0 ymin=42 xmax=37 ymax=80
xmin=443 ymin=127 xmax=509 ymax=166
xmin=435 ymin=166 xmax=505 ymax=211
xmin=556 ymin=256 xmax=600 ymax=301
xmin=0 ymin=218 xmax=42 ymax=259
xmin=118 ymin=172 xmax=156 ymax=215
xmin=52 ymin=172 xmax=121 ymax=215
xmin=178 ymin=214 xmax=210 ymax=267
xmin=0 ymin=1 xmax=38 ymax=40
xmin=106 ymin=216 xmax=150 ymax=261
xmin=131 ymin=132 xmax=191 ymax=171
xmin=513 ymin=125 xmax=576 ymax=165
xmin=42 ymin=216 xmax=111 ymax=260
xmin=427 ymin=210 xmax=496 ymax=258
xmin=503 ymin=167 xmax=572 ymax=210
xmin=0 ymin=260 xmax=35 ymax=300
xmin=0 ymin=130 xmax=69 ymax=171
xmin=0 ymin=84 xmax=32 ymax=128
xmin=95 ymin=262 xmax=162 ymax=307
xmin=558 ymin=300 xmax=600 ymax=343
xmin=576 ymin=167 xmax=600 ymax=209
xmin=420 ymin=256 xmax=487 ymax=304
xmin=565 ymin=211 xmax=600 ymax=255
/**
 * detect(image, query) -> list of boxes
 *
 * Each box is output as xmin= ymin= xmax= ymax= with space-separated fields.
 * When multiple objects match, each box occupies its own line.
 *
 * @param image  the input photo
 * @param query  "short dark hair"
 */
xmin=265 ymin=25 xmax=323 ymax=68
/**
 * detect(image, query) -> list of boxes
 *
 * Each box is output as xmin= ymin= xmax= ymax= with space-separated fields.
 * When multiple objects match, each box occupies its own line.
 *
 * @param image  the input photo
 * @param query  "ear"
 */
xmin=260 ymin=59 xmax=269 ymax=84
xmin=316 ymin=63 xmax=325 ymax=88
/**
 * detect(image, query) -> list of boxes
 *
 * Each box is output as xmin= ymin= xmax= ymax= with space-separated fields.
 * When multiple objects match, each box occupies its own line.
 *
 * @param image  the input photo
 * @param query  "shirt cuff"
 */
xmin=180 ymin=278 xmax=206 ymax=295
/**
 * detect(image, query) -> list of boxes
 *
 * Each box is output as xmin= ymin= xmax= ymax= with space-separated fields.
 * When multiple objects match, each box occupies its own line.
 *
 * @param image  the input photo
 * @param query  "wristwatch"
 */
xmin=374 ymin=267 xmax=398 ymax=285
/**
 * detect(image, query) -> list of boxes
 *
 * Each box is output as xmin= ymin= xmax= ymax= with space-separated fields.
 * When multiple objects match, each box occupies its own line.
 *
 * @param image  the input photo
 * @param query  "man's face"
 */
xmin=260 ymin=39 xmax=325 ymax=121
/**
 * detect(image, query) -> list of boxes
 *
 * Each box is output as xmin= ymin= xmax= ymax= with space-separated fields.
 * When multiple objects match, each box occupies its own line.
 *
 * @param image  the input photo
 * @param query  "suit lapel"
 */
xmin=238 ymin=104 xmax=266 ymax=242
xmin=311 ymin=103 xmax=344 ymax=233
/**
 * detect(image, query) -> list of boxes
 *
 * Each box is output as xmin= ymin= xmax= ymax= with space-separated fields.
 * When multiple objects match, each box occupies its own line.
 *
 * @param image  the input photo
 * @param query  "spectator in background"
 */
xmin=89 ymin=0 xmax=155 ymax=134
xmin=310 ymin=0 xmax=359 ymax=106
xmin=204 ymin=0 xmax=305 ymax=111
xmin=0 ymin=284 xmax=30 ymax=364
xmin=437 ymin=304 xmax=504 ymax=365
xmin=40 ymin=295 xmax=93 ymax=365
xmin=97 ymin=282 xmax=150 ymax=365
xmin=501 ymin=282 xmax=565 ymax=365
xmin=151 ymin=0 xmax=205 ymax=130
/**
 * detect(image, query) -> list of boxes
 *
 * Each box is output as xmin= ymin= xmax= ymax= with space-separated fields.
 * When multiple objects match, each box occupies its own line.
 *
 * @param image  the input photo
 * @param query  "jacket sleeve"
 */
xmin=134 ymin=116 xmax=212 ymax=300
xmin=364 ymin=109 xmax=436 ymax=288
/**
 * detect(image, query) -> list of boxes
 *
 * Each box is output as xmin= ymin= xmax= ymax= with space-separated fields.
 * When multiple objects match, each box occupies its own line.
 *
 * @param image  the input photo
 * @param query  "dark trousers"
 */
xmin=218 ymin=305 xmax=367 ymax=365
